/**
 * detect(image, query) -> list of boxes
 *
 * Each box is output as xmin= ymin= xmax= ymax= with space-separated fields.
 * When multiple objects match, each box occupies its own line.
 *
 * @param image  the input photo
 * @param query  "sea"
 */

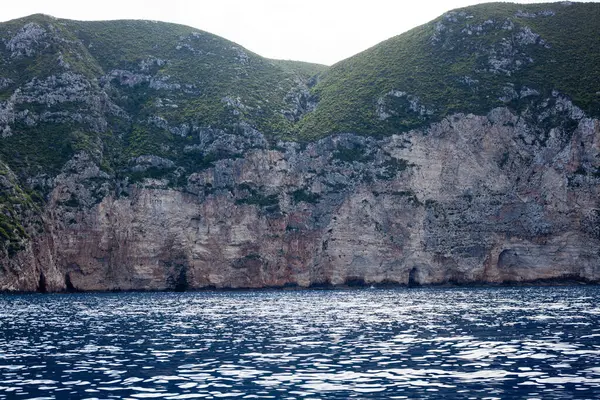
xmin=0 ymin=286 xmax=599 ymax=399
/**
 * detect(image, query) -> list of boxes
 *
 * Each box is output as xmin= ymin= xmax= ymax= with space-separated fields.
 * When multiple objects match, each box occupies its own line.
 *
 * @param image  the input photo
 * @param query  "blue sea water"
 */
xmin=0 ymin=286 xmax=599 ymax=399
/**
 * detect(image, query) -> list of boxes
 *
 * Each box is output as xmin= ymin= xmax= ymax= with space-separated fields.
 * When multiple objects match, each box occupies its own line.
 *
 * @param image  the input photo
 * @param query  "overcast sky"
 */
xmin=1 ymin=0 xmax=596 ymax=65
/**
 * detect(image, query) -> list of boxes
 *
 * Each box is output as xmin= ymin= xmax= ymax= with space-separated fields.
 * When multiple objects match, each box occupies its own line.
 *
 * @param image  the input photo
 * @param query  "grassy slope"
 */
xmin=0 ymin=160 xmax=41 ymax=257
xmin=297 ymin=2 xmax=600 ymax=139
xmin=66 ymin=18 xmax=327 ymax=131
xmin=0 ymin=3 xmax=599 ymax=175
xmin=0 ymin=15 xmax=103 ymax=83
xmin=0 ymin=15 xmax=327 ymax=178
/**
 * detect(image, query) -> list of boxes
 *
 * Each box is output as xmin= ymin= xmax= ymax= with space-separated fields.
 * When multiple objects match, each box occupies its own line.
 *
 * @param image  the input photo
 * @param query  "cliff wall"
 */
xmin=3 ymin=94 xmax=598 ymax=291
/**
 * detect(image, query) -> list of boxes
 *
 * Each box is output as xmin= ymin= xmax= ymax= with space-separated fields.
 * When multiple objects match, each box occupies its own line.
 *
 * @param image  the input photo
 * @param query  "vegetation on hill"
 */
xmin=0 ymin=2 xmax=598 ymax=193
xmin=0 ymin=14 xmax=326 ymax=179
xmin=0 ymin=161 xmax=41 ymax=257
xmin=297 ymin=2 xmax=600 ymax=138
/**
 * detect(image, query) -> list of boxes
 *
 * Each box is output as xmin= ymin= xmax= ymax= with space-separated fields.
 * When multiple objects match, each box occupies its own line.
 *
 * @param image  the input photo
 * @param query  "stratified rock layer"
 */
xmin=2 ymin=93 xmax=599 ymax=291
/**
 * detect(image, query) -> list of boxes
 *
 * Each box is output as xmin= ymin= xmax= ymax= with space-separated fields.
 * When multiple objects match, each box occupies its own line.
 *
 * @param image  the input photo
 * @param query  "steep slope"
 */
xmin=298 ymin=1 xmax=600 ymax=138
xmin=0 ymin=161 xmax=41 ymax=257
xmin=0 ymin=14 xmax=326 ymax=178
xmin=0 ymin=4 xmax=600 ymax=291
xmin=0 ymin=14 xmax=326 ymax=283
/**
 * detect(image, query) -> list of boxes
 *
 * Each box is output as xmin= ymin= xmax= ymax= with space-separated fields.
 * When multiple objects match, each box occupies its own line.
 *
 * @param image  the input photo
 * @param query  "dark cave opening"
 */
xmin=38 ymin=272 xmax=47 ymax=293
xmin=408 ymin=267 xmax=420 ymax=287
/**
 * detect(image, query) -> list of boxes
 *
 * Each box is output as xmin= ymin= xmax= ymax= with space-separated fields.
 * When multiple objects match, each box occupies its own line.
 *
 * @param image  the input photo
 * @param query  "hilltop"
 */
xmin=298 ymin=1 xmax=600 ymax=138
xmin=0 ymin=14 xmax=326 ymax=174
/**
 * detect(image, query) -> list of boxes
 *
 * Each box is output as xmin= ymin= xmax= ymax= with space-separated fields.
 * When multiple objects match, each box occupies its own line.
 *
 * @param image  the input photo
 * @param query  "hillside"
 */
xmin=298 ymin=1 xmax=600 ymax=138
xmin=0 ymin=14 xmax=326 ymax=176
xmin=0 ymin=3 xmax=600 ymax=291
xmin=0 ymin=14 xmax=326 ymax=257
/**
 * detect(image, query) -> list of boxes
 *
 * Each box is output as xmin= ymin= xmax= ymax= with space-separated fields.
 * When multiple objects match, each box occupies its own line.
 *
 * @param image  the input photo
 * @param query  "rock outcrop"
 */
xmin=2 ymin=91 xmax=599 ymax=291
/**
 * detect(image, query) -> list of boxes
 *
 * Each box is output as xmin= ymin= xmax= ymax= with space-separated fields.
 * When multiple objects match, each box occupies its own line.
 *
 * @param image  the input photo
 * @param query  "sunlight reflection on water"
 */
xmin=0 ymin=286 xmax=599 ymax=399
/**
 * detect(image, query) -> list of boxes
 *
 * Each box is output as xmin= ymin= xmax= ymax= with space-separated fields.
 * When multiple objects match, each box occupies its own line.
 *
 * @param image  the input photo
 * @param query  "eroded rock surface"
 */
xmin=2 ymin=93 xmax=599 ymax=291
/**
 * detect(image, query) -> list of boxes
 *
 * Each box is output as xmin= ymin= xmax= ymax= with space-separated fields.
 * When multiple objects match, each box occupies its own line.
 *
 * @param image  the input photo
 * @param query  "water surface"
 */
xmin=1 ymin=286 xmax=599 ymax=399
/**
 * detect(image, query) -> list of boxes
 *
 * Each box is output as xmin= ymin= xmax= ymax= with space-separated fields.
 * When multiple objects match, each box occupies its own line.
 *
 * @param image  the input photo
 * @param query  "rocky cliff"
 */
xmin=1 ymin=3 xmax=600 ymax=291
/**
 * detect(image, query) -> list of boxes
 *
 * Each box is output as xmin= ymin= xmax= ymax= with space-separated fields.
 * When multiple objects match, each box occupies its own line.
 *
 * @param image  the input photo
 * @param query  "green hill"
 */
xmin=2 ymin=3 xmax=600 ymax=174
xmin=0 ymin=14 xmax=326 ymax=177
xmin=297 ymin=2 xmax=600 ymax=138
xmin=1 ymin=3 xmax=600 ymax=251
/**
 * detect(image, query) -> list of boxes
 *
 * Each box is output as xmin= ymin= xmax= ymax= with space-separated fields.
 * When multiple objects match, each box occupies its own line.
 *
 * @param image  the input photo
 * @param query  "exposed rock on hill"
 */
xmin=1 ymin=3 xmax=599 ymax=291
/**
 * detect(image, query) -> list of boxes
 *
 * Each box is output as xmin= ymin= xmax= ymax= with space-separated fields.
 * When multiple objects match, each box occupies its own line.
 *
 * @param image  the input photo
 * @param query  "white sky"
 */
xmin=0 ymin=0 xmax=596 ymax=65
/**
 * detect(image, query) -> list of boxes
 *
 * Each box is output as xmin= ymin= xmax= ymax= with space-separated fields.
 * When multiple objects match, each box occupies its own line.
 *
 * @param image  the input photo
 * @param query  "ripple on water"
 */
xmin=0 ymin=287 xmax=599 ymax=399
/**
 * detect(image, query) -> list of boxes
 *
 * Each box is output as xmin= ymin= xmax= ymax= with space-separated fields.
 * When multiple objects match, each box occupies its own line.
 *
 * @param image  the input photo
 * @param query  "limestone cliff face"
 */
xmin=1 ymin=8 xmax=600 ymax=291
xmin=2 ymin=93 xmax=599 ymax=291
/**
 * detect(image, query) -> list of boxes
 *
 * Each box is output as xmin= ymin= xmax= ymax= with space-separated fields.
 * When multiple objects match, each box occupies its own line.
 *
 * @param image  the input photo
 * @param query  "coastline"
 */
xmin=1 ymin=277 xmax=597 ymax=295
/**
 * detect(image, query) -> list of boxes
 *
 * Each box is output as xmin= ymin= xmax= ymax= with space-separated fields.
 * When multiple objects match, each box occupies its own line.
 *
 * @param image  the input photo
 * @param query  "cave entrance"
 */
xmin=174 ymin=267 xmax=189 ymax=292
xmin=408 ymin=267 xmax=420 ymax=287
xmin=38 ymin=272 xmax=47 ymax=293
xmin=65 ymin=273 xmax=77 ymax=292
